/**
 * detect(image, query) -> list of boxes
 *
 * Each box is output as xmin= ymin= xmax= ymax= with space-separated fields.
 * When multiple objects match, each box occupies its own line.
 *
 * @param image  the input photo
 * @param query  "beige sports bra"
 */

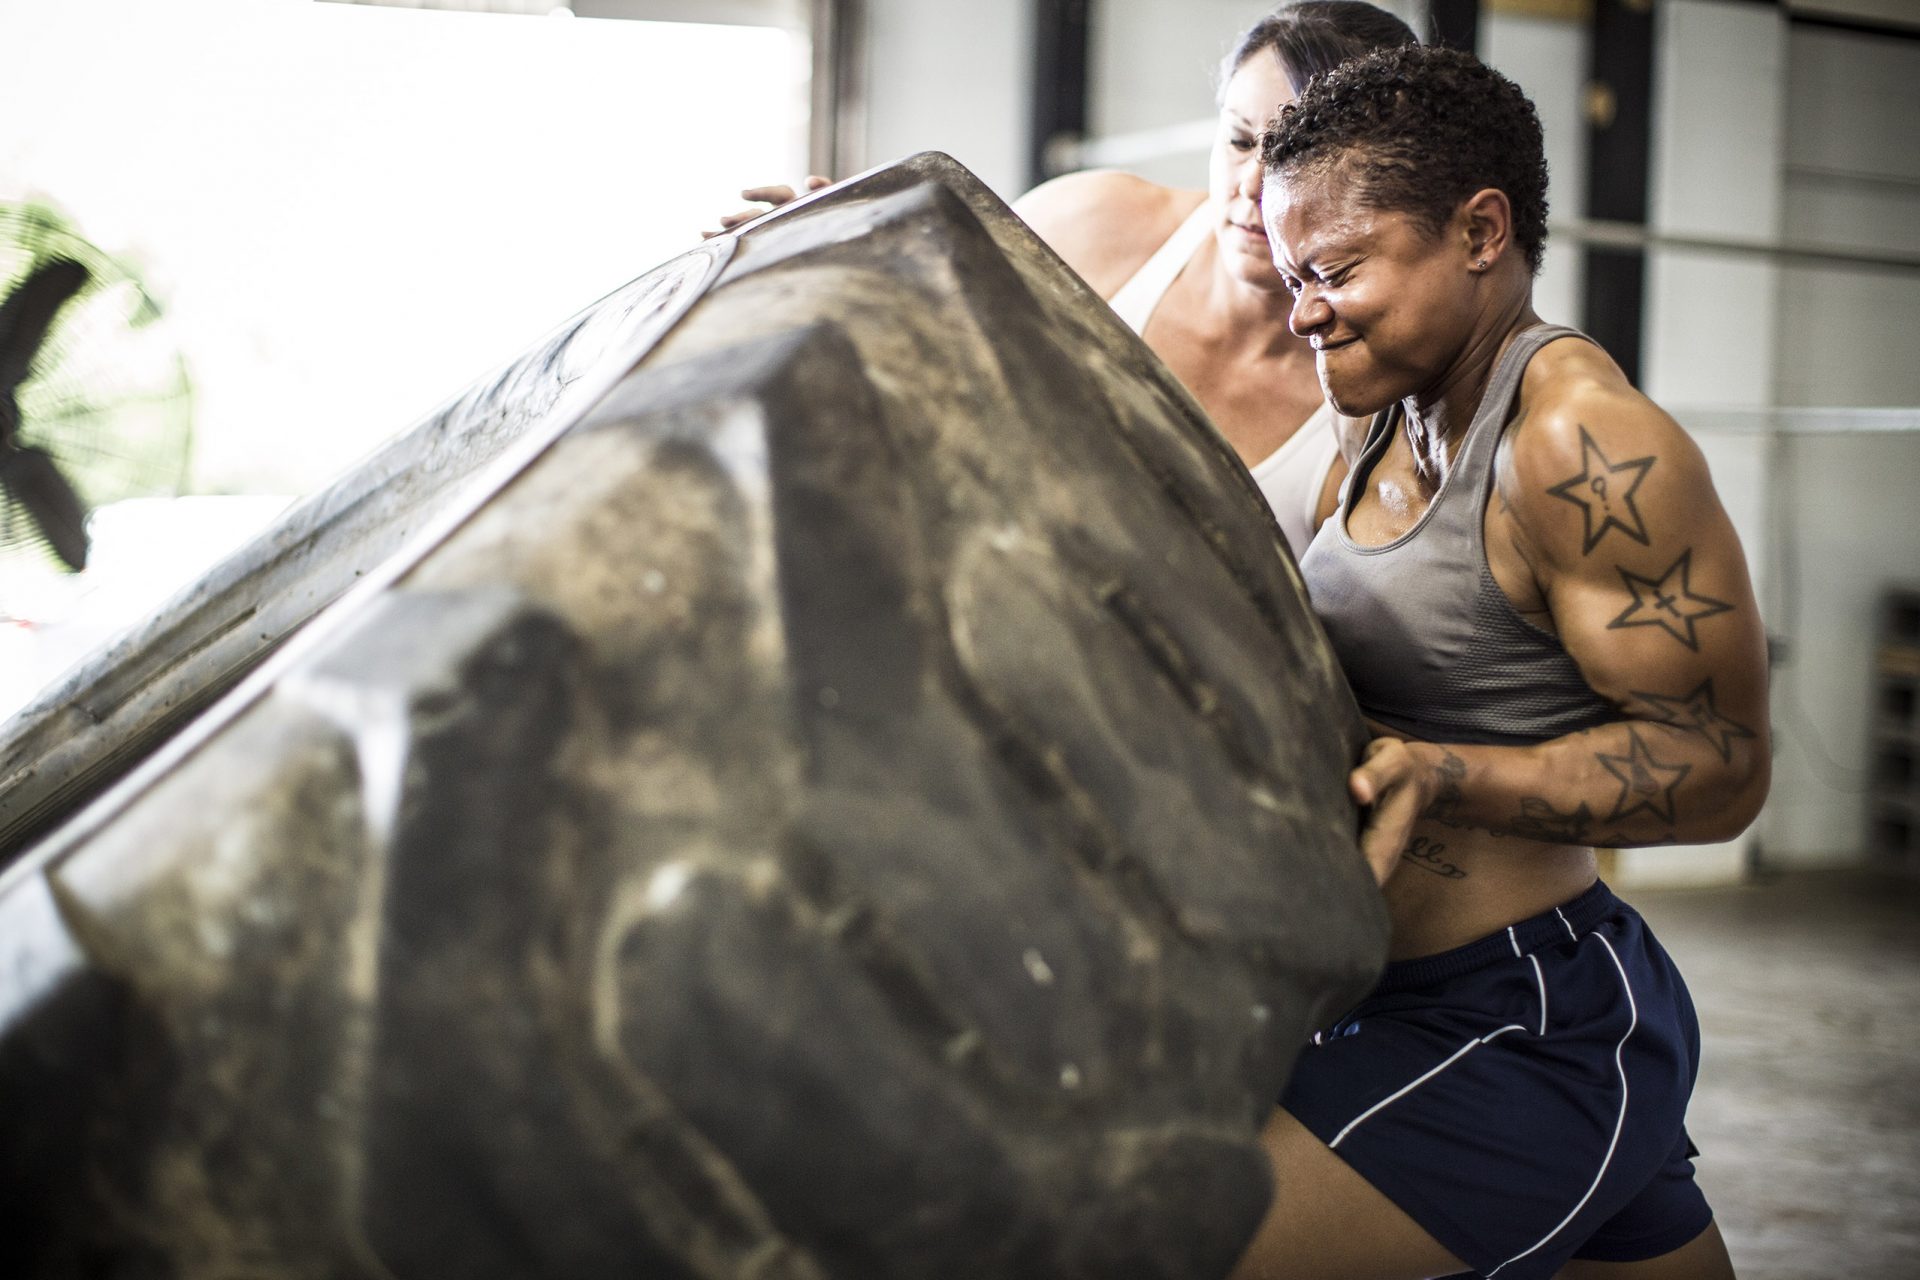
xmin=1105 ymin=199 xmax=1337 ymax=560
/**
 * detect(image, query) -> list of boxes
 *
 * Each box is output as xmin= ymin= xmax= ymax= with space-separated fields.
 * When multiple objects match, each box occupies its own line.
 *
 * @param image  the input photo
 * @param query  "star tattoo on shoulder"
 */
xmin=1546 ymin=426 xmax=1655 ymax=554
xmin=1631 ymin=679 xmax=1758 ymax=763
xmin=1598 ymin=728 xmax=1692 ymax=826
xmin=1608 ymin=550 xmax=1734 ymax=651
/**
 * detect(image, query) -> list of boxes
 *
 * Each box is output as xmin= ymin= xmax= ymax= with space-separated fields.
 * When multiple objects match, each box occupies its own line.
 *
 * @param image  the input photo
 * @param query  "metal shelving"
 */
xmin=1871 ymin=587 xmax=1920 ymax=871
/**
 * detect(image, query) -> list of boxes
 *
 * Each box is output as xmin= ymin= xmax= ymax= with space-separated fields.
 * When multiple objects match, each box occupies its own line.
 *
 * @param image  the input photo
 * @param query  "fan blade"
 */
xmin=0 ymin=257 xmax=91 ymax=404
xmin=0 ymin=443 xmax=90 ymax=570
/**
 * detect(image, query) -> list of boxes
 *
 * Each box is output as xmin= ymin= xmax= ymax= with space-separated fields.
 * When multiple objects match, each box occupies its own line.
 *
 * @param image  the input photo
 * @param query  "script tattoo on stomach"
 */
xmin=1402 ymin=835 xmax=1468 ymax=879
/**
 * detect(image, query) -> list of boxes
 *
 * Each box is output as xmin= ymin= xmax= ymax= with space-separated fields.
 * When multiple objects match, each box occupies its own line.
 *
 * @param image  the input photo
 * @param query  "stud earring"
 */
xmin=1475 ymin=258 xmax=1488 ymax=270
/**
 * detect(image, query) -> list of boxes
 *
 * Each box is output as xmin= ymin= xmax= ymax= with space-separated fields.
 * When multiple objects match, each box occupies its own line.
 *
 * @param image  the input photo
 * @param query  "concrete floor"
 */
xmin=1632 ymin=869 xmax=1920 ymax=1279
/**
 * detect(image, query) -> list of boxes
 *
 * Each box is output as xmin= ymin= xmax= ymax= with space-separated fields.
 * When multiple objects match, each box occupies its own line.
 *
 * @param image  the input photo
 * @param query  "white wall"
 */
xmin=860 ymin=0 xmax=1031 ymax=199
xmin=1080 ymin=2 xmax=1446 ymax=192
xmin=1643 ymin=0 xmax=1787 ymax=409
xmin=1775 ymin=24 xmax=1920 ymax=407
xmin=1713 ymin=19 xmax=1920 ymax=872
xmin=1481 ymin=11 xmax=1590 ymax=331
xmin=1086 ymin=0 xmax=1267 ymax=191
xmin=1756 ymin=431 xmax=1920 ymax=867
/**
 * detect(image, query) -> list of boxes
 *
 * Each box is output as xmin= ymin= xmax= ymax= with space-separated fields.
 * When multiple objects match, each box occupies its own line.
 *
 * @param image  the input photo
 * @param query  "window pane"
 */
xmin=0 ymin=0 xmax=809 ymax=715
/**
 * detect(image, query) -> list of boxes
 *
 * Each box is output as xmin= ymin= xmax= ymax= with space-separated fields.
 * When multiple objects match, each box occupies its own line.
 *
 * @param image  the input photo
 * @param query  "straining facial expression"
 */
xmin=1263 ymin=159 xmax=1489 ymax=417
xmin=1258 ymin=43 xmax=1550 ymax=414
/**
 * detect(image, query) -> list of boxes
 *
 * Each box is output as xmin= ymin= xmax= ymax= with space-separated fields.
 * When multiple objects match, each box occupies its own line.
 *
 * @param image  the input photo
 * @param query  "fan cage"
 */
xmin=0 ymin=201 xmax=195 ymax=570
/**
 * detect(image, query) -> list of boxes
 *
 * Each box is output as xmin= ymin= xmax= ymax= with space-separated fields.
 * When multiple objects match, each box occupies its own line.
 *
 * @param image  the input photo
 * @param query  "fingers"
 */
xmin=1348 ymin=739 xmax=1421 ymax=886
xmin=703 ymin=205 xmax=776 ymax=239
xmin=1347 ymin=738 xmax=1398 ymax=807
xmin=739 ymin=183 xmax=802 ymax=205
xmin=717 ymin=205 xmax=767 ymax=228
xmin=1356 ymin=778 xmax=1422 ymax=885
xmin=705 ymin=179 xmax=834 ymax=238
xmin=739 ymin=177 xmax=831 ymax=205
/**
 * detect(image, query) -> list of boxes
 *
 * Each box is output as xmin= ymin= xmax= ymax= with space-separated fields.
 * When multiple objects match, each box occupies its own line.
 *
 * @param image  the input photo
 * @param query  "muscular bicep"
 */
xmin=1515 ymin=402 xmax=1770 ymax=836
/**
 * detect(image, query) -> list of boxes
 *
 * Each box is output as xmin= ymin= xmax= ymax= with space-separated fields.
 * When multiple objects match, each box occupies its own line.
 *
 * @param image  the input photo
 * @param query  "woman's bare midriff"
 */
xmin=1380 ymin=822 xmax=1598 ymax=960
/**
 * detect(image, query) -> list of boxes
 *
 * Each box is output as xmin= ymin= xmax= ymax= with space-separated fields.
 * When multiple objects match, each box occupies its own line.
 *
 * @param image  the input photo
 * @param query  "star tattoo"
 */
xmin=1546 ymin=427 xmax=1655 ymax=554
xmin=1631 ymin=679 xmax=1758 ymax=763
xmin=1608 ymin=550 xmax=1734 ymax=651
xmin=1598 ymin=730 xmax=1692 ymax=826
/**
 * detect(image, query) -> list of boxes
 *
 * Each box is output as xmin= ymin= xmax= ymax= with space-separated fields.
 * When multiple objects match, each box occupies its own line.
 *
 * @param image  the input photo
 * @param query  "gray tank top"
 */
xmin=1298 ymin=323 xmax=1617 ymax=746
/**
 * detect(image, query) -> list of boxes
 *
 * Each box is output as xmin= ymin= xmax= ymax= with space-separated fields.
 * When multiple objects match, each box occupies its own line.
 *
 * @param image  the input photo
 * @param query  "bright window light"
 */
xmin=0 ymin=0 xmax=810 ymax=717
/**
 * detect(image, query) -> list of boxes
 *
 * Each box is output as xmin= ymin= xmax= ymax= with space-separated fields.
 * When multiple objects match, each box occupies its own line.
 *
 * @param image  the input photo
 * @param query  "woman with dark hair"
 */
xmin=713 ymin=2 xmax=1417 ymax=558
xmin=1235 ymin=43 xmax=1762 ymax=1278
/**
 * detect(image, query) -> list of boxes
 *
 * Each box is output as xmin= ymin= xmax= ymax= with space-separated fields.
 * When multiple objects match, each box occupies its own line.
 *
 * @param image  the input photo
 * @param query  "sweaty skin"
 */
xmin=1218 ymin=159 xmax=1756 ymax=1280
xmin=1267 ymin=174 xmax=1768 ymax=959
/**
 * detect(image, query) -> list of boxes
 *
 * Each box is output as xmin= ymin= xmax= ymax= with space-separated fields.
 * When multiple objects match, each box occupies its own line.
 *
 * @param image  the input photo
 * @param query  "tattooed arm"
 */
xmin=1349 ymin=359 xmax=1770 ymax=877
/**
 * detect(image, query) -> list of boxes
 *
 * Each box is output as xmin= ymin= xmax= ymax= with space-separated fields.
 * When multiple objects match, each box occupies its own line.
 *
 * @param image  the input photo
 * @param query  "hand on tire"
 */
xmin=1347 ymin=737 xmax=1436 ymax=886
xmin=702 ymin=176 xmax=832 ymax=238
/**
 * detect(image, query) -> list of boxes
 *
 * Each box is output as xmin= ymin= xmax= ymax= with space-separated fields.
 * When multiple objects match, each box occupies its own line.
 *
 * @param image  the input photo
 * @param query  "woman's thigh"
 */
xmin=1228 ymin=1106 xmax=1468 ymax=1280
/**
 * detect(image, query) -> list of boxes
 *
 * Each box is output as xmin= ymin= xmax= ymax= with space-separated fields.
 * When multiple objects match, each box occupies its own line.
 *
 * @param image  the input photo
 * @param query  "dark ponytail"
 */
xmin=1219 ymin=1 xmax=1419 ymax=99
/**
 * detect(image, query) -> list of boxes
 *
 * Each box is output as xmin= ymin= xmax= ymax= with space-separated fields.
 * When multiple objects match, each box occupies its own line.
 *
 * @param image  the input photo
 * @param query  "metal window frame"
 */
xmin=322 ymin=0 xmax=801 ymax=19
xmin=807 ymin=0 xmax=866 ymax=180
xmin=1787 ymin=0 xmax=1920 ymax=40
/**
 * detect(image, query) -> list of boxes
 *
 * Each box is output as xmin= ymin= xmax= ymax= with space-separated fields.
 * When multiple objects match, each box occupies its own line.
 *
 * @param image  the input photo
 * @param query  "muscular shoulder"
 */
xmin=1498 ymin=337 xmax=1715 ymax=570
xmin=1012 ymin=171 xmax=1204 ymax=299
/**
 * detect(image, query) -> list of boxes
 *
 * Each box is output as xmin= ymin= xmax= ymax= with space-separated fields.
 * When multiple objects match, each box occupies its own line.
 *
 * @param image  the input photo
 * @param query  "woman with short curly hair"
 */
xmin=1230 ymin=43 xmax=1759 ymax=1280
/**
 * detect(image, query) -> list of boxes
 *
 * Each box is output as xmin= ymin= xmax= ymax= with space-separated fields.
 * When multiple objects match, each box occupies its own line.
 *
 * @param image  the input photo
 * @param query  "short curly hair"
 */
xmin=1260 ymin=44 xmax=1550 ymax=274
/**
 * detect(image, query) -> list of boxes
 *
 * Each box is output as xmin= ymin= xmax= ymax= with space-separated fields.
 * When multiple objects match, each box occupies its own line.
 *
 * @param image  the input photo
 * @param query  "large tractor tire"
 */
xmin=0 ymin=228 xmax=723 ymax=863
xmin=0 ymin=154 xmax=1385 ymax=1279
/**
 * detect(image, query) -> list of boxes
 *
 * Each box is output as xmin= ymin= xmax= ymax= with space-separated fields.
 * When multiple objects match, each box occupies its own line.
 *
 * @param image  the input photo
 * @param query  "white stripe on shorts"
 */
xmin=1485 ymin=933 xmax=1640 ymax=1277
xmin=1328 ymin=1023 xmax=1529 ymax=1151
xmin=1529 ymin=954 xmax=1548 ymax=1035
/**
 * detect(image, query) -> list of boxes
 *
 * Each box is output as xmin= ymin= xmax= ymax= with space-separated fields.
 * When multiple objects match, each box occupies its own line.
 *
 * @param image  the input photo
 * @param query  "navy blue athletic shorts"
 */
xmin=1281 ymin=880 xmax=1713 ymax=1279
